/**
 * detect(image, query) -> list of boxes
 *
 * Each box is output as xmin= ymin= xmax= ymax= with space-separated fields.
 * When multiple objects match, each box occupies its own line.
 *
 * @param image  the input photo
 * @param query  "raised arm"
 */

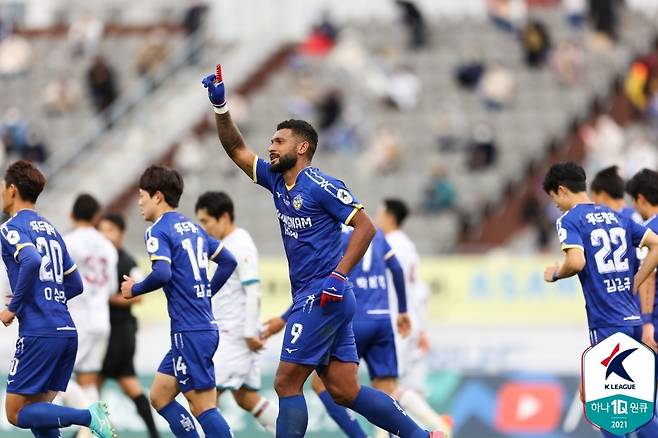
xmin=202 ymin=65 xmax=257 ymax=179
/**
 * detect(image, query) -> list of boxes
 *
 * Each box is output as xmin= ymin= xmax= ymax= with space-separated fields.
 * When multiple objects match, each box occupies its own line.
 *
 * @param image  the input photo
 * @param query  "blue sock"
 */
xmin=277 ymin=395 xmax=308 ymax=437
xmin=31 ymin=428 xmax=61 ymax=438
xmin=351 ymin=386 xmax=428 ymax=438
xmin=16 ymin=402 xmax=90 ymax=429
xmin=196 ymin=408 xmax=232 ymax=438
xmin=157 ymin=400 xmax=199 ymax=437
xmin=318 ymin=390 xmax=368 ymax=438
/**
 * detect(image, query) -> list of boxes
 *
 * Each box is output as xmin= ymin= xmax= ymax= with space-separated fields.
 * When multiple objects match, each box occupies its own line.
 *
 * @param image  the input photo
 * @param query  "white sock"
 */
xmin=81 ymin=384 xmax=100 ymax=402
xmin=251 ymin=397 xmax=278 ymax=434
xmin=60 ymin=380 xmax=92 ymax=408
xmin=397 ymin=386 xmax=449 ymax=430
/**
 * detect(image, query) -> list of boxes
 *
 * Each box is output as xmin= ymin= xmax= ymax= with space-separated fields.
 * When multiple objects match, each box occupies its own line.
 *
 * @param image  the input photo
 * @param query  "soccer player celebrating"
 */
xmin=64 ymin=194 xmax=118 ymax=403
xmin=0 ymin=160 xmax=115 ymax=438
xmin=203 ymin=65 xmax=444 ymax=438
xmin=195 ymin=191 xmax=278 ymax=433
xmin=543 ymin=162 xmax=658 ymax=437
xmin=626 ymin=169 xmax=658 ymax=348
xmin=120 ymin=165 xmax=238 ymax=438
xmin=98 ymin=212 xmax=160 ymax=438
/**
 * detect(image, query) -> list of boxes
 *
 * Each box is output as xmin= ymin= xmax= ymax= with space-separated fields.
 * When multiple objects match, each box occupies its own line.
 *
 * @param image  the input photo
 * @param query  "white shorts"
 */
xmin=75 ymin=331 xmax=109 ymax=373
xmin=214 ymin=332 xmax=261 ymax=391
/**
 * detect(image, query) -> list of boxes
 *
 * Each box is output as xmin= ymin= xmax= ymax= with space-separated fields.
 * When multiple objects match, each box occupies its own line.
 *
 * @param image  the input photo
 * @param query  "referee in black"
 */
xmin=98 ymin=212 xmax=160 ymax=438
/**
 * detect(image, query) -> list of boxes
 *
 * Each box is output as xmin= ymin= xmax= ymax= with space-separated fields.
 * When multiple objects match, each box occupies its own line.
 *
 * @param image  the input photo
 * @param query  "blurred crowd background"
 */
xmin=1 ymin=0 xmax=658 ymax=437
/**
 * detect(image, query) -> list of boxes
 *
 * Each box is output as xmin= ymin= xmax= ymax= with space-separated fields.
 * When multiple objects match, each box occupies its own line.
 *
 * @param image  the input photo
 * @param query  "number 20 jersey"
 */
xmin=1 ymin=209 xmax=77 ymax=337
xmin=556 ymin=203 xmax=649 ymax=329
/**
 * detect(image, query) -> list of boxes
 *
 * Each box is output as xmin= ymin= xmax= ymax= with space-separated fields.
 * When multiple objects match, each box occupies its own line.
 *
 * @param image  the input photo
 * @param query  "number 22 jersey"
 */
xmin=556 ymin=203 xmax=649 ymax=329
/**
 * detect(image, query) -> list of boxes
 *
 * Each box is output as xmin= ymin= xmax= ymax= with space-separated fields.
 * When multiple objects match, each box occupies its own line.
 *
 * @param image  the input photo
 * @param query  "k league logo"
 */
xmin=582 ymin=332 xmax=656 ymax=435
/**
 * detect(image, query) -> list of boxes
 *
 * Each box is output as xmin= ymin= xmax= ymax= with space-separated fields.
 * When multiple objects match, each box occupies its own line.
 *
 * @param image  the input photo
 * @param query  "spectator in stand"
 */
xmin=1 ymin=108 xmax=28 ymax=155
xmin=364 ymin=127 xmax=401 ymax=175
xmin=487 ymin=0 xmax=527 ymax=33
xmin=316 ymin=89 xmax=343 ymax=131
xmin=564 ymin=0 xmax=586 ymax=29
xmin=394 ymin=0 xmax=428 ymax=50
xmin=551 ymin=40 xmax=583 ymax=85
xmin=182 ymin=0 xmax=208 ymax=63
xmin=521 ymin=19 xmax=551 ymax=67
xmin=422 ymin=164 xmax=455 ymax=213
xmin=467 ymin=123 xmax=497 ymax=170
xmin=0 ymin=33 xmax=32 ymax=76
xmin=588 ymin=0 xmax=619 ymax=44
xmin=22 ymin=130 xmax=48 ymax=164
xmin=44 ymin=74 xmax=82 ymax=115
xmin=135 ymin=29 xmax=171 ymax=80
xmin=299 ymin=13 xmax=340 ymax=56
xmin=385 ymin=65 xmax=421 ymax=111
xmin=68 ymin=11 xmax=104 ymax=57
xmin=87 ymin=55 xmax=118 ymax=114
xmin=478 ymin=62 xmax=514 ymax=110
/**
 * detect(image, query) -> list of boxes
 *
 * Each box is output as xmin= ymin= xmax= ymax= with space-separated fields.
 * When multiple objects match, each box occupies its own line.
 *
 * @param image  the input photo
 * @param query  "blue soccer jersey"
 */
xmin=253 ymin=157 xmax=362 ymax=300
xmin=144 ymin=211 xmax=223 ymax=332
xmin=1 ymin=210 xmax=77 ymax=337
xmin=343 ymin=229 xmax=395 ymax=320
xmin=556 ymin=203 xmax=648 ymax=329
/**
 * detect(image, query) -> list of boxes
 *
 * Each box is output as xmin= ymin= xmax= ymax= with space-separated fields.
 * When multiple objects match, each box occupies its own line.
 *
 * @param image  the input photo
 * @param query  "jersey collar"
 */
xmin=285 ymin=166 xmax=312 ymax=191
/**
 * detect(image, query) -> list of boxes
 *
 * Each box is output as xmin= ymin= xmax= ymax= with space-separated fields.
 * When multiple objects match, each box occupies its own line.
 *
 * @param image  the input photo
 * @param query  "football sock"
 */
xmin=16 ymin=403 xmax=91 ymax=429
xmin=132 ymin=393 xmax=160 ymax=438
xmin=157 ymin=400 xmax=199 ymax=437
xmin=251 ymin=396 xmax=278 ymax=433
xmin=351 ymin=386 xmax=428 ymax=438
xmin=318 ymin=390 xmax=368 ymax=438
xmin=277 ymin=395 xmax=308 ymax=437
xmin=196 ymin=408 xmax=233 ymax=438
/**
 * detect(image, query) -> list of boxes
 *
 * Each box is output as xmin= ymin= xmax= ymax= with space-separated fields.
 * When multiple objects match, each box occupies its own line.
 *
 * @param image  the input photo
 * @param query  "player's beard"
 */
xmin=270 ymin=153 xmax=297 ymax=173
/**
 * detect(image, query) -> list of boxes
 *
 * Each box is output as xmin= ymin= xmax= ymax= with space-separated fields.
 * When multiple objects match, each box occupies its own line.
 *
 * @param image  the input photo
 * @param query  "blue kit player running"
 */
xmin=120 ymin=166 xmax=238 ymax=438
xmin=204 ymin=64 xmax=445 ymax=438
xmin=543 ymin=162 xmax=658 ymax=438
xmin=626 ymin=169 xmax=658 ymax=348
xmin=0 ymin=160 xmax=114 ymax=438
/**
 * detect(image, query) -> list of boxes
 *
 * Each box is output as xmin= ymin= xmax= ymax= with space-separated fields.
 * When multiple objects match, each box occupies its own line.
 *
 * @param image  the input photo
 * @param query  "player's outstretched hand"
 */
xmin=0 ymin=308 xmax=15 ymax=327
xmin=121 ymin=275 xmax=135 ymax=299
xmin=245 ymin=336 xmax=265 ymax=352
xmin=202 ymin=64 xmax=227 ymax=113
xmin=260 ymin=316 xmax=286 ymax=339
xmin=397 ymin=313 xmax=412 ymax=338
xmin=320 ymin=271 xmax=348 ymax=307
xmin=642 ymin=323 xmax=658 ymax=352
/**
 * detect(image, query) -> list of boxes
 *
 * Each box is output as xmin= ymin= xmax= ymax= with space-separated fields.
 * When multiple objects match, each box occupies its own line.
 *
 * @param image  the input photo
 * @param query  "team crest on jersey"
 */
xmin=5 ymin=230 xmax=19 ymax=245
xmin=146 ymin=236 xmax=159 ymax=253
xmin=337 ymin=189 xmax=353 ymax=205
xmin=293 ymin=194 xmax=303 ymax=210
xmin=558 ymin=227 xmax=567 ymax=242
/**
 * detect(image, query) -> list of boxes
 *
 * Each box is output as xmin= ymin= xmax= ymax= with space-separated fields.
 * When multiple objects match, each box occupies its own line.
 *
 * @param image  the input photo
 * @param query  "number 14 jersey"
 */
xmin=556 ymin=203 xmax=649 ymax=329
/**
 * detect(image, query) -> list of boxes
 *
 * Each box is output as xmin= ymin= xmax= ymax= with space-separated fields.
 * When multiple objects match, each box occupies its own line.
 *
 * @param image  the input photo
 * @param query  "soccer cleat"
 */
xmin=88 ymin=401 xmax=116 ymax=438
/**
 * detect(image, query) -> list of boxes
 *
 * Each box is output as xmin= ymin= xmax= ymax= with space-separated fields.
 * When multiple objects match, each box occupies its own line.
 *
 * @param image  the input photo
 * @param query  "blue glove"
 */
xmin=320 ymin=271 xmax=348 ymax=307
xmin=202 ymin=64 xmax=227 ymax=113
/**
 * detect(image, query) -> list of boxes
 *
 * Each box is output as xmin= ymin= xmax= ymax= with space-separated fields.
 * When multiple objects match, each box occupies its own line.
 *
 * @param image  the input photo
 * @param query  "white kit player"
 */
xmin=64 ymin=194 xmax=118 ymax=403
xmin=377 ymin=198 xmax=452 ymax=434
xmin=195 ymin=191 xmax=278 ymax=433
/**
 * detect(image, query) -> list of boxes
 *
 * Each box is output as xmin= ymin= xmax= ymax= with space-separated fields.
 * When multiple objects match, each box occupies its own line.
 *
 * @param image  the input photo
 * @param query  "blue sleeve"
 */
xmin=204 ymin=232 xmax=224 ymax=262
xmin=385 ymin=253 xmax=407 ymax=314
xmin=253 ymin=156 xmax=275 ymax=193
xmin=557 ymin=213 xmax=583 ymax=251
xmin=629 ymin=219 xmax=651 ymax=248
xmin=132 ymin=260 xmax=172 ymax=296
xmin=210 ymin=247 xmax=238 ymax=296
xmin=145 ymin=226 xmax=172 ymax=264
xmin=6 ymin=245 xmax=41 ymax=313
xmin=309 ymin=171 xmax=364 ymax=225
xmin=60 ymin=238 xmax=77 ymax=275
xmin=1 ymin=221 xmax=35 ymax=262
xmin=63 ymin=268 xmax=84 ymax=300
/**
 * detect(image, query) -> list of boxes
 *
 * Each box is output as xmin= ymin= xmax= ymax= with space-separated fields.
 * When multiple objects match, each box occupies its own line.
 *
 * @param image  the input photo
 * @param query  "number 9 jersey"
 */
xmin=556 ymin=203 xmax=649 ymax=330
xmin=1 ymin=209 xmax=77 ymax=337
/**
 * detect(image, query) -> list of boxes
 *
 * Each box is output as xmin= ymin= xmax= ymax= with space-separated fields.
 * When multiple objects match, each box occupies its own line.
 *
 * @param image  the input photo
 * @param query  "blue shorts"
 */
xmin=353 ymin=318 xmax=398 ymax=379
xmin=7 ymin=336 xmax=77 ymax=395
xmin=589 ymin=325 xmax=643 ymax=346
xmin=281 ymin=286 xmax=359 ymax=368
xmin=158 ymin=330 xmax=219 ymax=393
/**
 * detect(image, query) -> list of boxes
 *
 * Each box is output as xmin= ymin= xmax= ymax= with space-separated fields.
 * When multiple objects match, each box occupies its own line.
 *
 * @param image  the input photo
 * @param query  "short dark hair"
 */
xmin=542 ymin=161 xmax=587 ymax=194
xmin=100 ymin=212 xmax=126 ymax=232
xmin=383 ymin=198 xmax=409 ymax=226
xmin=277 ymin=119 xmax=319 ymax=160
xmin=590 ymin=165 xmax=625 ymax=199
xmin=626 ymin=169 xmax=658 ymax=205
xmin=4 ymin=160 xmax=46 ymax=203
xmin=195 ymin=191 xmax=234 ymax=221
xmin=72 ymin=193 xmax=100 ymax=221
xmin=139 ymin=165 xmax=184 ymax=208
